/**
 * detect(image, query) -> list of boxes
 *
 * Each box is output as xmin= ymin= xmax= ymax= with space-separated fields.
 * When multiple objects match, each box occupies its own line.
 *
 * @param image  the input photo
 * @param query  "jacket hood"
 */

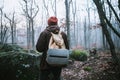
xmin=46 ymin=25 xmax=60 ymax=34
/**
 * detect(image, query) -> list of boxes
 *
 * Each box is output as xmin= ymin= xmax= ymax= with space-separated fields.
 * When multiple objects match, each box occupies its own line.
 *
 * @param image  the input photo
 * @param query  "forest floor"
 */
xmin=61 ymin=50 xmax=120 ymax=80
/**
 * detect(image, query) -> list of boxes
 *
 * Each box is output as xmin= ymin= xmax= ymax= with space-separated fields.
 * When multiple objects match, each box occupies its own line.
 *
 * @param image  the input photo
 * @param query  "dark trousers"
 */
xmin=40 ymin=67 xmax=62 ymax=80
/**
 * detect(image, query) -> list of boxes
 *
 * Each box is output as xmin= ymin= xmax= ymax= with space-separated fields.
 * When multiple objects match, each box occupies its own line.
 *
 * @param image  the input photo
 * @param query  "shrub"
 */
xmin=83 ymin=66 xmax=92 ymax=71
xmin=70 ymin=49 xmax=88 ymax=61
xmin=0 ymin=49 xmax=41 ymax=80
xmin=0 ymin=43 xmax=23 ymax=52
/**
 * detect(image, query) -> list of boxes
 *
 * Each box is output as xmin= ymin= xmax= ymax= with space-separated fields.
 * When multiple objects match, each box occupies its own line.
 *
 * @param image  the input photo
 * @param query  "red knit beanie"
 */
xmin=48 ymin=16 xmax=58 ymax=26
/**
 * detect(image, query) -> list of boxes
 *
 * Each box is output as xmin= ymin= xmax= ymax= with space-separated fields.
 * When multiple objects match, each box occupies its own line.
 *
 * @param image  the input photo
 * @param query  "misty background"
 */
xmin=0 ymin=0 xmax=120 ymax=50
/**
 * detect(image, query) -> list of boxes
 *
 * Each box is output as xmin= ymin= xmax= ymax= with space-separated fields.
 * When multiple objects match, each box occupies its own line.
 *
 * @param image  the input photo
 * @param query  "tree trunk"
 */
xmin=102 ymin=30 xmax=105 ymax=49
xmin=31 ymin=18 xmax=35 ymax=50
xmin=106 ymin=0 xmax=120 ymax=23
xmin=84 ymin=17 xmax=87 ymax=49
xmin=93 ymin=0 xmax=119 ymax=65
xmin=65 ymin=0 xmax=71 ymax=48
xmin=0 ymin=8 xmax=3 ymax=43
xmin=54 ymin=0 xmax=57 ymax=16
xmin=21 ymin=0 xmax=39 ymax=50
xmin=87 ymin=1 xmax=91 ymax=49
xmin=4 ymin=12 xmax=16 ymax=44
xmin=118 ymin=0 xmax=120 ymax=10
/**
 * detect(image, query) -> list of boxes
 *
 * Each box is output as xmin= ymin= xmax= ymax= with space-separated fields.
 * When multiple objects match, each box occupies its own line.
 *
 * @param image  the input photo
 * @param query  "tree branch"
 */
xmin=118 ymin=0 xmax=120 ymax=10
xmin=107 ymin=0 xmax=120 ymax=23
xmin=32 ymin=5 xmax=39 ymax=18
xmin=105 ymin=16 xmax=120 ymax=38
xmin=43 ymin=0 xmax=49 ymax=17
xmin=4 ymin=14 xmax=12 ymax=26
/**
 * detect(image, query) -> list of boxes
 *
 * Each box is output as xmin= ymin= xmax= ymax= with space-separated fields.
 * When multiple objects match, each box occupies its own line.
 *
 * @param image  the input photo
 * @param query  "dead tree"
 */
xmin=21 ymin=0 xmax=39 ymax=50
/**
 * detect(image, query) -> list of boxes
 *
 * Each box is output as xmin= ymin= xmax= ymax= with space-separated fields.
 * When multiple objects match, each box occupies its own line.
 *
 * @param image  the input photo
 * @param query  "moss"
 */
xmin=83 ymin=66 xmax=92 ymax=72
xmin=0 ymin=43 xmax=23 ymax=52
xmin=0 ymin=44 xmax=41 ymax=80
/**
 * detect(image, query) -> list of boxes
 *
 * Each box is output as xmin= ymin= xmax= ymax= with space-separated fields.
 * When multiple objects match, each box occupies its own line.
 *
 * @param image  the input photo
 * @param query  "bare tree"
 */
xmin=0 ymin=7 xmax=4 ymax=43
xmin=86 ymin=0 xmax=92 ymax=49
xmin=107 ymin=0 xmax=120 ymax=23
xmin=21 ymin=0 xmax=39 ymax=50
xmin=65 ymin=0 xmax=72 ymax=48
xmin=93 ymin=0 xmax=119 ymax=65
xmin=118 ymin=0 xmax=120 ymax=10
xmin=83 ymin=17 xmax=87 ymax=49
xmin=106 ymin=0 xmax=120 ymax=34
xmin=4 ymin=12 xmax=16 ymax=44
xmin=43 ymin=0 xmax=49 ymax=18
xmin=54 ymin=0 xmax=57 ymax=16
xmin=0 ymin=7 xmax=9 ymax=44
xmin=50 ymin=0 xmax=57 ymax=16
xmin=71 ymin=0 xmax=77 ymax=46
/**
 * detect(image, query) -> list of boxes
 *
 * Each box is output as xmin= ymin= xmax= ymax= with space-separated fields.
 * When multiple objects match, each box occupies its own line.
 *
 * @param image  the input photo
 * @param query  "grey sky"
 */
xmin=1 ymin=0 xmax=99 ymax=28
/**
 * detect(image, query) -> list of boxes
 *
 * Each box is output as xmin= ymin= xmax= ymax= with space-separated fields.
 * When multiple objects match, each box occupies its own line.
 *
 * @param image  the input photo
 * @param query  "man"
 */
xmin=36 ymin=16 xmax=69 ymax=80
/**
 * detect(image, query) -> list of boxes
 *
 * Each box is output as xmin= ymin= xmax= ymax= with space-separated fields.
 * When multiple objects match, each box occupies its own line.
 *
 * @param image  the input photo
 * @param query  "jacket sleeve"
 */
xmin=36 ymin=31 xmax=46 ymax=52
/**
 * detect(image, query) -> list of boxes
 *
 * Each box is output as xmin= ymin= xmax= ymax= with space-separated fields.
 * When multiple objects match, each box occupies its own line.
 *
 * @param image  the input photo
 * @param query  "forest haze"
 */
xmin=0 ymin=0 xmax=120 ymax=63
xmin=0 ymin=0 xmax=120 ymax=80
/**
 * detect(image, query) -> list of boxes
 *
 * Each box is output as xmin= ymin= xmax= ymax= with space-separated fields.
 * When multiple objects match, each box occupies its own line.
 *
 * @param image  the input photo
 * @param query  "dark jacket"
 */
xmin=36 ymin=25 xmax=69 ymax=70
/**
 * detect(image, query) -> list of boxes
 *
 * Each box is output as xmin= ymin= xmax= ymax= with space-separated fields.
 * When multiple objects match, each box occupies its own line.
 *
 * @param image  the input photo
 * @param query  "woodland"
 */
xmin=0 ymin=0 xmax=120 ymax=80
